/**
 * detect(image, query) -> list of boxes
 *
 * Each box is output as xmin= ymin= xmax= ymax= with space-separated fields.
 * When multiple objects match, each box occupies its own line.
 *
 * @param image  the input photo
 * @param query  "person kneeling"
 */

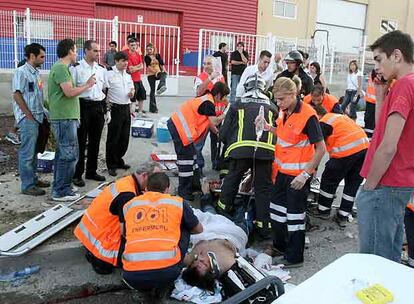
xmin=121 ymin=172 xmax=203 ymax=294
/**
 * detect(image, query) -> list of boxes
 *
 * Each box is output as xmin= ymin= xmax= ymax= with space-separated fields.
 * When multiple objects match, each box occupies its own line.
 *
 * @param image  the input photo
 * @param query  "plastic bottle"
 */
xmin=255 ymin=105 xmax=265 ymax=141
xmin=0 ymin=265 xmax=40 ymax=282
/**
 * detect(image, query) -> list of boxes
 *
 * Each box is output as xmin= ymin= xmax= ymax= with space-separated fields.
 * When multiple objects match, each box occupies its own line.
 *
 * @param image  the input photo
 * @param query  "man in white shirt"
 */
xmin=104 ymin=51 xmax=135 ymax=177
xmin=70 ymin=40 xmax=107 ymax=187
xmin=236 ymin=50 xmax=273 ymax=99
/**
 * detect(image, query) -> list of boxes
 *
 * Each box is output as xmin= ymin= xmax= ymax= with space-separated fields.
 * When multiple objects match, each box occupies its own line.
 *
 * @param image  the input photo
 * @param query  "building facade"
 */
xmin=258 ymin=0 xmax=414 ymax=54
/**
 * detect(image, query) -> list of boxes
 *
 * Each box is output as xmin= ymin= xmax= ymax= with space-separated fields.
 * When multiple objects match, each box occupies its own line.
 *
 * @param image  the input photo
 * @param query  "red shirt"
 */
xmin=360 ymin=73 xmax=414 ymax=187
xmin=126 ymin=50 xmax=143 ymax=82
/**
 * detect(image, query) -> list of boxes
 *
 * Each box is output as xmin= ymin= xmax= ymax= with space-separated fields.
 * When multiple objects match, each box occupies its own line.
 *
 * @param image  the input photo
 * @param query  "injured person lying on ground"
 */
xmin=174 ymin=208 xmax=284 ymax=303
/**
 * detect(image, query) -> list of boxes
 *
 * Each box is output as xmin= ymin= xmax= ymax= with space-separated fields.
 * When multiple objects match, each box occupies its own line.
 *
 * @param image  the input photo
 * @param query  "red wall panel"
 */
xmin=0 ymin=0 xmax=258 ymax=52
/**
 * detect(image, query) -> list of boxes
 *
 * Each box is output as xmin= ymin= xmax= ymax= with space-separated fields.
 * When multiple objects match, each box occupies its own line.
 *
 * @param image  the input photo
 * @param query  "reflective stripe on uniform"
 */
xmin=287 ymin=224 xmax=306 ymax=231
xmin=217 ymin=200 xmax=226 ymax=210
xmin=318 ymin=204 xmax=330 ymax=211
xmin=84 ymin=210 xmax=98 ymax=230
xmin=338 ymin=210 xmax=350 ymax=217
xmin=110 ymin=183 xmax=119 ymax=198
xmin=342 ymin=193 xmax=355 ymax=202
xmin=178 ymin=171 xmax=194 ymax=177
xmin=123 ymin=198 xmax=183 ymax=215
xmin=176 ymin=110 xmax=193 ymax=143
xmin=225 ymin=140 xmax=275 ymax=158
xmin=176 ymin=160 xmax=194 ymax=165
xmin=270 ymin=213 xmax=287 ymax=223
xmin=237 ymin=109 xmax=244 ymax=142
xmin=365 ymin=93 xmax=376 ymax=100
xmin=274 ymin=158 xmax=309 ymax=171
xmin=123 ymin=249 xmax=177 ymax=262
xmin=331 ymin=137 xmax=369 ymax=154
xmin=319 ymin=189 xmax=335 ymax=199
xmin=268 ymin=111 xmax=274 ymax=145
xmin=270 ymin=202 xmax=287 ymax=214
xmin=277 ymin=138 xmax=311 ymax=148
xmin=287 ymin=213 xmax=306 ymax=221
xmin=78 ymin=222 xmax=119 ymax=258
xmin=325 ymin=114 xmax=340 ymax=125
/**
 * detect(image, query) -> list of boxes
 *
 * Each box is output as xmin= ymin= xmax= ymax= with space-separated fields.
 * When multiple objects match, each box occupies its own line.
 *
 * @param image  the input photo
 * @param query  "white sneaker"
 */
xmin=71 ymin=185 xmax=79 ymax=193
xmin=52 ymin=192 xmax=80 ymax=202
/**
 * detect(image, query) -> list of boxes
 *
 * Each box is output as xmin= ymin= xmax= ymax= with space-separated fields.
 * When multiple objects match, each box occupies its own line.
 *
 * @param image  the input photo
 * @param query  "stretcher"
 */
xmin=221 ymin=255 xmax=285 ymax=303
xmin=0 ymin=182 xmax=108 ymax=257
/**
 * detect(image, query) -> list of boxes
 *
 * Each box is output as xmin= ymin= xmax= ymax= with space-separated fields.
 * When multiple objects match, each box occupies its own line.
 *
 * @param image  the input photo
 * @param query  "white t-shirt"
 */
xmin=347 ymin=71 xmax=362 ymax=91
xmin=190 ymin=209 xmax=248 ymax=252
xmin=236 ymin=64 xmax=274 ymax=98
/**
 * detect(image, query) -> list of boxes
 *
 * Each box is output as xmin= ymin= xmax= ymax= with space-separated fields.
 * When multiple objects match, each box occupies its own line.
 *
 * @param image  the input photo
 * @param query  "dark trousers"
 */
xmin=219 ymin=158 xmax=272 ymax=224
xmin=405 ymin=207 xmax=414 ymax=261
xmin=210 ymin=130 xmax=221 ymax=170
xmin=168 ymin=124 xmax=200 ymax=199
xmin=318 ymin=150 xmax=366 ymax=216
xmin=147 ymin=73 xmax=166 ymax=113
xmin=364 ymin=102 xmax=376 ymax=138
xmin=270 ymin=172 xmax=310 ymax=263
xmin=341 ymin=90 xmax=358 ymax=119
xmin=74 ymin=99 xmax=105 ymax=178
xmin=122 ymin=229 xmax=190 ymax=291
xmin=106 ymin=103 xmax=131 ymax=170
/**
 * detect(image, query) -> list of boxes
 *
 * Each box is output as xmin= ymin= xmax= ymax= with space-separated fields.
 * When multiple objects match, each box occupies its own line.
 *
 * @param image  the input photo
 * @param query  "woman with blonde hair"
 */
xmin=262 ymin=76 xmax=326 ymax=267
xmin=145 ymin=43 xmax=167 ymax=113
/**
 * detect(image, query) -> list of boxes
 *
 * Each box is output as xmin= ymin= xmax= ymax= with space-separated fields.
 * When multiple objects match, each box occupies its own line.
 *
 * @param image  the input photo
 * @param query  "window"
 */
xmin=380 ymin=19 xmax=398 ymax=34
xmin=16 ymin=17 xmax=54 ymax=39
xmin=273 ymin=0 xmax=297 ymax=19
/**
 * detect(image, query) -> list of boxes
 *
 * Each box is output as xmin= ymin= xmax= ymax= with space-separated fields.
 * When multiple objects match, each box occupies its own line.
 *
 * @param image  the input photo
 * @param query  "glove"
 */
xmin=105 ymin=111 xmax=111 ymax=124
xmin=290 ymin=171 xmax=310 ymax=190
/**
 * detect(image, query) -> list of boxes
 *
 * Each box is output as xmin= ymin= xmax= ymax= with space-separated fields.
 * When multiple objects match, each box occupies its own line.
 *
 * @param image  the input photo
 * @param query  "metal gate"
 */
xmin=197 ymin=29 xmax=273 ymax=75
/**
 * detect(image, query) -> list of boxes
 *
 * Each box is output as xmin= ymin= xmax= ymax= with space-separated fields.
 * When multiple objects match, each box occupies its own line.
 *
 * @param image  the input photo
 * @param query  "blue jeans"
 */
xmin=341 ymin=90 xmax=358 ymax=119
xmin=230 ymin=74 xmax=242 ymax=104
xmin=357 ymin=186 xmax=414 ymax=262
xmin=51 ymin=120 xmax=79 ymax=197
xmin=18 ymin=118 xmax=39 ymax=191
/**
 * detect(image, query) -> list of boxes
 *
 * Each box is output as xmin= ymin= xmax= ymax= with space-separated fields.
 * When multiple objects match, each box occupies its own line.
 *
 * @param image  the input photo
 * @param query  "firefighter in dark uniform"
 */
xmin=276 ymin=50 xmax=314 ymax=98
xmin=218 ymin=75 xmax=277 ymax=238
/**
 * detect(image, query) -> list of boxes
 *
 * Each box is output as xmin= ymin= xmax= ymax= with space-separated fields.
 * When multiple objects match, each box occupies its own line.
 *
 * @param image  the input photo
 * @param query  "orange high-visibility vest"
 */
xmin=365 ymin=78 xmax=376 ymax=104
xmin=407 ymin=194 xmax=414 ymax=212
xmin=320 ymin=113 xmax=369 ymax=158
xmin=304 ymin=93 xmax=339 ymax=113
xmin=74 ymin=175 xmax=137 ymax=266
xmin=197 ymin=71 xmax=225 ymax=95
xmin=275 ymin=102 xmax=316 ymax=177
xmin=171 ymin=94 xmax=215 ymax=146
xmin=122 ymin=192 xmax=184 ymax=271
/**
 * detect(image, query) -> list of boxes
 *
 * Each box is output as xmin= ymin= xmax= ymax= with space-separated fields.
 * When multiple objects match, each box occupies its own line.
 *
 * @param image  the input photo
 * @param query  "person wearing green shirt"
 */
xmin=48 ymin=38 xmax=95 ymax=202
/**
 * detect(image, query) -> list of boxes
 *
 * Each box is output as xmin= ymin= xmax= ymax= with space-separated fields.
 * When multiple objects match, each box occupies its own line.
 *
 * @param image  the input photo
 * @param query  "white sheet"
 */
xmin=191 ymin=209 xmax=248 ymax=252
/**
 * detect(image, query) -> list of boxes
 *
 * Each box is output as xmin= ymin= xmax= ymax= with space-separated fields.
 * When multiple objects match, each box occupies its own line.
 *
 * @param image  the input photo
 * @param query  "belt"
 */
xmin=110 ymin=102 xmax=130 ymax=108
xmin=80 ymin=98 xmax=105 ymax=103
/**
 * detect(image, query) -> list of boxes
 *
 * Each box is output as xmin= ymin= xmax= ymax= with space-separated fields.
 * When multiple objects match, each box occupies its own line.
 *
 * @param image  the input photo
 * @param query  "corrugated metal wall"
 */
xmin=0 ymin=0 xmax=258 ymax=52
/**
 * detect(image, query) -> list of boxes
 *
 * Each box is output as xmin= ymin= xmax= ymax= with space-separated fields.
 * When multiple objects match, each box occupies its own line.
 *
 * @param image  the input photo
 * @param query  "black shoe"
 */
xmin=118 ymin=164 xmax=131 ymax=170
xmin=86 ymin=174 xmax=106 ymax=182
xmin=22 ymin=186 xmax=46 ymax=196
xmin=108 ymin=169 xmax=117 ymax=177
xmin=72 ymin=177 xmax=85 ymax=187
xmin=273 ymin=257 xmax=303 ymax=268
xmin=36 ymin=180 xmax=50 ymax=188
xmin=334 ymin=213 xmax=349 ymax=229
xmin=309 ymin=207 xmax=331 ymax=220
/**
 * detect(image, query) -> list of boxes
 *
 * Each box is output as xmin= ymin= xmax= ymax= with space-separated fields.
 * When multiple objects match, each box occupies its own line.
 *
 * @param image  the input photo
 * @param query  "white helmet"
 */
xmin=242 ymin=74 xmax=269 ymax=100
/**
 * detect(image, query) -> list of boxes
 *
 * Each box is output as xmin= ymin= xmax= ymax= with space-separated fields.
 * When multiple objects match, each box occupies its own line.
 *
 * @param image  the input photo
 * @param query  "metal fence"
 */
xmin=197 ymin=28 xmax=371 ymax=95
xmin=0 ymin=8 xmax=181 ymax=77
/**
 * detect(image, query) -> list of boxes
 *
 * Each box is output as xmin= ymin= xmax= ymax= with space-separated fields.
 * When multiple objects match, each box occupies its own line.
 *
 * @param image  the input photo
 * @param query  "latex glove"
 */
xmin=254 ymin=116 xmax=271 ymax=131
xmin=105 ymin=111 xmax=111 ymax=124
xmin=290 ymin=172 xmax=309 ymax=190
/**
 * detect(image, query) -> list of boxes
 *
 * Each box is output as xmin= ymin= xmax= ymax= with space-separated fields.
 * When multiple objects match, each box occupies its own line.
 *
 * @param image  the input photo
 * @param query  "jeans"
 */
xmin=147 ymin=72 xmax=166 ymax=112
xmin=194 ymin=133 xmax=207 ymax=174
xmin=51 ymin=120 xmax=79 ymax=197
xmin=230 ymin=74 xmax=242 ymax=104
xmin=18 ymin=118 xmax=40 ymax=191
xmin=341 ymin=90 xmax=358 ymax=119
xmin=357 ymin=186 xmax=414 ymax=262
